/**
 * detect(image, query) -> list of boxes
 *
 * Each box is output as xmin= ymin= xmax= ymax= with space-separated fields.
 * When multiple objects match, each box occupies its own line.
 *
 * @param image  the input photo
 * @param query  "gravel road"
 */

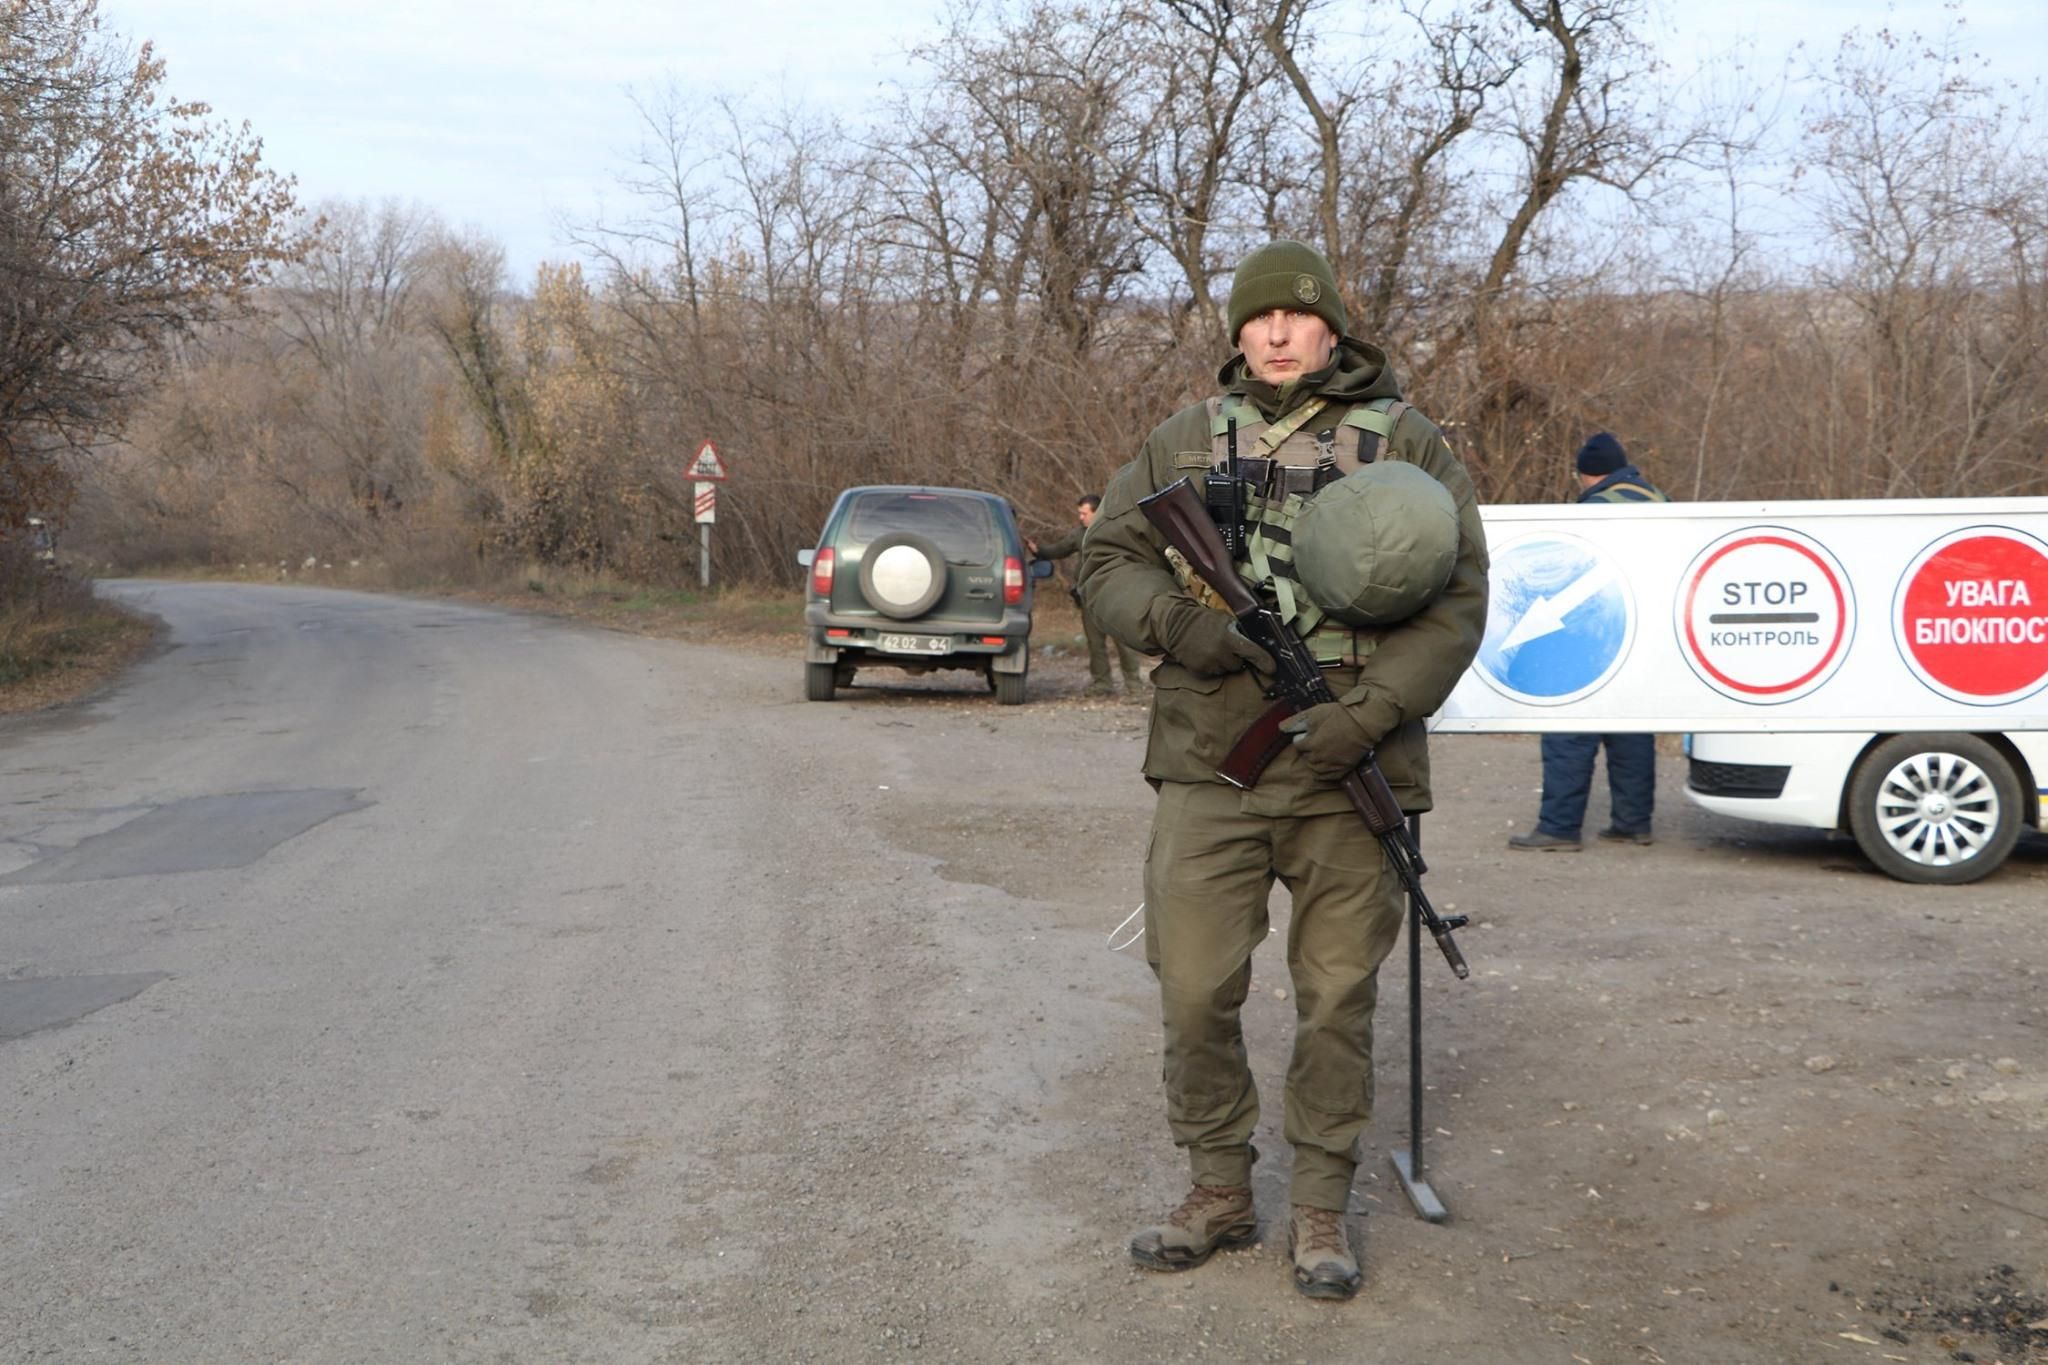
xmin=2 ymin=581 xmax=2043 ymax=1363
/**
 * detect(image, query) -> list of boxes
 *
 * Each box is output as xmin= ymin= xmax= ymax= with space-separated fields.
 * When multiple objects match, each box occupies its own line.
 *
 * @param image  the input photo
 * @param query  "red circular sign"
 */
xmin=1676 ymin=529 xmax=1853 ymax=702
xmin=1894 ymin=528 xmax=2048 ymax=705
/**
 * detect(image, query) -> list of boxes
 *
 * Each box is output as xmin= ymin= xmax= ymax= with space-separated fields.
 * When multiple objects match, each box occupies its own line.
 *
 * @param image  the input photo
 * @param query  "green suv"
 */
xmin=798 ymin=485 xmax=1053 ymax=704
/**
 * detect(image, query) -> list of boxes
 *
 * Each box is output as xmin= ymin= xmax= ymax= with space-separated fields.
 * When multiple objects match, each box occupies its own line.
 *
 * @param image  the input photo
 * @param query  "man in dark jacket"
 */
xmin=1078 ymin=240 xmax=1487 ymax=1300
xmin=1030 ymin=494 xmax=1146 ymax=695
xmin=1509 ymin=432 xmax=1669 ymax=850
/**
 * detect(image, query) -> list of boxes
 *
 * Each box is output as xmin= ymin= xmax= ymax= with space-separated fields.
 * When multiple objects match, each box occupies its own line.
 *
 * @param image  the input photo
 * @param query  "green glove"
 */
xmin=1155 ymin=602 xmax=1276 ymax=677
xmin=1278 ymin=702 xmax=1373 ymax=780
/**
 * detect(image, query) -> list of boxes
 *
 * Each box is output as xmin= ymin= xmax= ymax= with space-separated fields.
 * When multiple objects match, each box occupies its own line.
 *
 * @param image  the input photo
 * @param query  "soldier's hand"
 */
xmin=1158 ymin=606 xmax=1276 ymax=678
xmin=1279 ymin=703 xmax=1373 ymax=780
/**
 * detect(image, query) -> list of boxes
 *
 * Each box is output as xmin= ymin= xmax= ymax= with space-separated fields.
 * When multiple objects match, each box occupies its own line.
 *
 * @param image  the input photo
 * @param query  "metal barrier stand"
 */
xmin=1389 ymin=813 xmax=1450 ymax=1223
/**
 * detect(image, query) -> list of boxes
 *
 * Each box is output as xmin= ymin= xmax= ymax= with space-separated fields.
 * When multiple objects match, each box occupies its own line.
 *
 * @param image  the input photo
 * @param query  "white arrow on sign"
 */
xmin=1499 ymin=562 xmax=1618 ymax=655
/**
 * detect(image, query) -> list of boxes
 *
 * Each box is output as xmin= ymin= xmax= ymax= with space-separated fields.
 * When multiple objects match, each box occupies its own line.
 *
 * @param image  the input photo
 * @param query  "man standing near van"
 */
xmin=1509 ymin=432 xmax=1669 ymax=850
xmin=1030 ymin=494 xmax=1147 ymax=696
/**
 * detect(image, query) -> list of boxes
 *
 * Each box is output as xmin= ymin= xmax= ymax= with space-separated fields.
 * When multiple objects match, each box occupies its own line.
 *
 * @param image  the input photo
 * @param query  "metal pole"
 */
xmin=1390 ymin=812 xmax=1449 ymax=1222
xmin=1408 ymin=817 xmax=1424 ymax=1171
xmin=700 ymin=523 xmax=711 ymax=590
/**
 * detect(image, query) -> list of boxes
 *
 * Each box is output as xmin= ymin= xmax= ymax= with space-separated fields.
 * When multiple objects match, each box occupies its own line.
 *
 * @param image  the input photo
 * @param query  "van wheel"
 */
xmin=992 ymin=661 xmax=1028 ymax=706
xmin=805 ymin=662 xmax=837 ymax=702
xmin=1846 ymin=733 xmax=2023 ymax=884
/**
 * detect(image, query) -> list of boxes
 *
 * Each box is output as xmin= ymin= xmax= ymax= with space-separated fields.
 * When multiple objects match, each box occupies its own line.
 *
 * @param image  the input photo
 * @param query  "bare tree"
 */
xmin=271 ymin=200 xmax=438 ymax=524
xmin=0 ymin=0 xmax=302 ymax=538
xmin=1800 ymin=22 xmax=2048 ymax=496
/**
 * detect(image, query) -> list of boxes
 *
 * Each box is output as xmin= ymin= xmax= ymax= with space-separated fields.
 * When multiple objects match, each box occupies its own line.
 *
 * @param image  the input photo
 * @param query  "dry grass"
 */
xmin=0 ymin=573 xmax=157 ymax=715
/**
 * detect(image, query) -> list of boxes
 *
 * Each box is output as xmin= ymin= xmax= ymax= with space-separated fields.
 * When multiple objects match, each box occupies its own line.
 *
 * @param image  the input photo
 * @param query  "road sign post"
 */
xmin=694 ymin=481 xmax=717 ymax=588
xmin=687 ymin=441 xmax=728 ymax=590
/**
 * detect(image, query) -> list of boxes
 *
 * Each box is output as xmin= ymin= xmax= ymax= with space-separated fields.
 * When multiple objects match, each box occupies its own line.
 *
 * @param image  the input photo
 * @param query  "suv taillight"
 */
xmin=811 ymin=547 xmax=835 ymax=598
xmin=1003 ymin=555 xmax=1024 ymax=605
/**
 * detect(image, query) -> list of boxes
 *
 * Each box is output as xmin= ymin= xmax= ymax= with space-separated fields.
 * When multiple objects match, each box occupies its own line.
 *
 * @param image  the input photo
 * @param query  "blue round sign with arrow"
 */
xmin=1474 ymin=533 xmax=1636 ymax=706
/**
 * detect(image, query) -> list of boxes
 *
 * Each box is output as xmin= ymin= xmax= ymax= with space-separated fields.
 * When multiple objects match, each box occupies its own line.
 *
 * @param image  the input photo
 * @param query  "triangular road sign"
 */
xmin=686 ymin=440 xmax=728 ymax=481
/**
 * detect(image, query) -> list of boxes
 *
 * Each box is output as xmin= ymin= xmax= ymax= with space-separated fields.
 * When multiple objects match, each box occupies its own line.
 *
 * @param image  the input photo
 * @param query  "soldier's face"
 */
xmin=1076 ymin=502 xmax=1095 ymax=527
xmin=1240 ymin=309 xmax=1337 ymax=384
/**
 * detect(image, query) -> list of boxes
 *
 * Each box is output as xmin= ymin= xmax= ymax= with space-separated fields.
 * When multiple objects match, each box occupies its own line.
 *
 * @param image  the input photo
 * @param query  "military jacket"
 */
xmin=1033 ymin=524 xmax=1086 ymax=562
xmin=1578 ymin=465 xmax=1669 ymax=504
xmin=1078 ymin=338 xmax=1489 ymax=815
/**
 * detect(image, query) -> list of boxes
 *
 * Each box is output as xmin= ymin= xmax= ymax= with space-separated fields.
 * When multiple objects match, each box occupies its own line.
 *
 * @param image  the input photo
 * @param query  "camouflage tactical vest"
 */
xmin=1186 ymin=392 xmax=1409 ymax=664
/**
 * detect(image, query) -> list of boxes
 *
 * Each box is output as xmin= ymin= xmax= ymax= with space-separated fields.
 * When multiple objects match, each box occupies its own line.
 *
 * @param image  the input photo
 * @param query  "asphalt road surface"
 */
xmin=3 ymin=582 xmax=2043 ymax=1364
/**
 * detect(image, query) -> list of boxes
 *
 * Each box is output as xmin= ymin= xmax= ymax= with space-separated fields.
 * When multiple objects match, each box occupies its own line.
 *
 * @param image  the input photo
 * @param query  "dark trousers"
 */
xmin=1537 ymin=732 xmax=1655 ymax=838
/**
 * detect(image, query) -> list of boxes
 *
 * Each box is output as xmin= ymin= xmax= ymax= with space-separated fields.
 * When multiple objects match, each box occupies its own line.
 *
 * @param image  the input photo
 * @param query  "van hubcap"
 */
xmin=1874 ymin=752 xmax=1998 ymax=868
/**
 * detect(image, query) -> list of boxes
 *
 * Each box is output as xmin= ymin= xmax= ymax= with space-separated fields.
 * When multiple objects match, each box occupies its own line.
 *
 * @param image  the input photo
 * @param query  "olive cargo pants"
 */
xmin=1083 ymin=609 xmax=1147 ymax=686
xmin=1142 ymin=780 xmax=1406 ymax=1211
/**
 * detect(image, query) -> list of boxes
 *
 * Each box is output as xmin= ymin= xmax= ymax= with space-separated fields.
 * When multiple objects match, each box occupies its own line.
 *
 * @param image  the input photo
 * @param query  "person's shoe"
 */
xmin=1287 ymin=1205 xmax=1362 ymax=1300
xmin=1082 ymin=679 xmax=1116 ymax=698
xmin=1507 ymin=829 xmax=1582 ymax=851
xmin=1129 ymin=1184 xmax=1258 ymax=1271
xmin=1597 ymin=827 xmax=1655 ymax=846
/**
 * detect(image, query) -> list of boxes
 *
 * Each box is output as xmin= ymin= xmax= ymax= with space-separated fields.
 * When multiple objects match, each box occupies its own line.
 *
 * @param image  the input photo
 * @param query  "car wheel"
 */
xmin=1846 ymin=733 xmax=2023 ymax=884
xmin=993 ymin=660 xmax=1028 ymax=706
xmin=805 ymin=661 xmax=836 ymax=702
xmin=857 ymin=532 xmax=948 ymax=619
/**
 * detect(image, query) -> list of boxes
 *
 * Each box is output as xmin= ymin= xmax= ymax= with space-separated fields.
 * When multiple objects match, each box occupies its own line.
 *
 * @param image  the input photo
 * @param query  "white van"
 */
xmin=1685 ymin=730 xmax=2048 ymax=884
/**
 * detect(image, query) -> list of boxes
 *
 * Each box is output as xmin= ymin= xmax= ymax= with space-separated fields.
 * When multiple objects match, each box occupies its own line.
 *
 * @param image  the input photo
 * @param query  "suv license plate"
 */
xmin=877 ymin=633 xmax=953 ymax=655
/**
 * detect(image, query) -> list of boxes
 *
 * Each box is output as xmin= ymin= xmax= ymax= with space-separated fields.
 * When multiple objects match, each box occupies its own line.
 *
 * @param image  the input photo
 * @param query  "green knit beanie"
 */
xmin=1227 ymin=239 xmax=1348 ymax=345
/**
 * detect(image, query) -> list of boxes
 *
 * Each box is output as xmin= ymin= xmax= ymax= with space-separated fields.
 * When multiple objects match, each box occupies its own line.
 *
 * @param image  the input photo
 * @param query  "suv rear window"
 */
xmin=845 ymin=493 xmax=999 ymax=563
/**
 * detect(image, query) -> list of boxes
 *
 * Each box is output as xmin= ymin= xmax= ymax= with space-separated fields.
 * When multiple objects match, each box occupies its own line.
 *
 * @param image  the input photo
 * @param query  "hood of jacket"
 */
xmin=1218 ymin=336 xmax=1400 ymax=420
xmin=1577 ymin=465 xmax=1651 ymax=502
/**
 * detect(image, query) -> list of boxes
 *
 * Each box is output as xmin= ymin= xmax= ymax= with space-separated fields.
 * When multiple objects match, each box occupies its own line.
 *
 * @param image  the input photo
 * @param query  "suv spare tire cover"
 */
xmin=1291 ymin=461 xmax=1458 ymax=627
xmin=858 ymin=532 xmax=949 ymax=619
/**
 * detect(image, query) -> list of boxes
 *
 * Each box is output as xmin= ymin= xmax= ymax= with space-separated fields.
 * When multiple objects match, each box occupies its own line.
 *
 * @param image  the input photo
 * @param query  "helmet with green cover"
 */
xmin=1290 ymin=461 xmax=1459 ymax=627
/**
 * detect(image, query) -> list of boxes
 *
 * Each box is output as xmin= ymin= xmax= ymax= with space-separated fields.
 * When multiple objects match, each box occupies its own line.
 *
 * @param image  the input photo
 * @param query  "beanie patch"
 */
xmin=1228 ymin=239 xmax=1348 ymax=344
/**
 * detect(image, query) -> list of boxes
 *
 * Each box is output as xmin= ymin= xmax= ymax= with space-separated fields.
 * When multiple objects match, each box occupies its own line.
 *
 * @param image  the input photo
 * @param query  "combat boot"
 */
xmin=1128 ymin=1184 xmax=1257 ymax=1271
xmin=1287 ymin=1204 xmax=1362 ymax=1300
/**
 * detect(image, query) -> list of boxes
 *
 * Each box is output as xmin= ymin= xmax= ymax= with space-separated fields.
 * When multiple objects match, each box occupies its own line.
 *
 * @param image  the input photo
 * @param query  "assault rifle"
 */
xmin=1138 ymin=476 xmax=1471 ymax=980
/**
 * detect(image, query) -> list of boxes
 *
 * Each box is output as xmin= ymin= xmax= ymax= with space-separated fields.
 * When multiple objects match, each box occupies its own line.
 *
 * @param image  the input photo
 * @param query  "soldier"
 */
xmin=1508 ymin=433 xmax=1670 ymax=851
xmin=1029 ymin=494 xmax=1147 ymax=696
xmin=1077 ymin=240 xmax=1488 ymax=1300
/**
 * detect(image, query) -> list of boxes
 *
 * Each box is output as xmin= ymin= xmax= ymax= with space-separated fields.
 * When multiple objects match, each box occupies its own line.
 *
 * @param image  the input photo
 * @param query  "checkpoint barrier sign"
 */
xmin=1473 ymin=533 xmax=1635 ymax=706
xmin=1892 ymin=526 xmax=2048 ymax=706
xmin=1675 ymin=526 xmax=1854 ymax=704
xmin=1433 ymin=496 xmax=2048 ymax=733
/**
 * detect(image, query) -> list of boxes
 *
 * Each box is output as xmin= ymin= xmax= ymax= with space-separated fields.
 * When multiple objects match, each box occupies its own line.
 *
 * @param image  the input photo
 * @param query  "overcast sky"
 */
xmin=105 ymin=0 xmax=2048 ymax=280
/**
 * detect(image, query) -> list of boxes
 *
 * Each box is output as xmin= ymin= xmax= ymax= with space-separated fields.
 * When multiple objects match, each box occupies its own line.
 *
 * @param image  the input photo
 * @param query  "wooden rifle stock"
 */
xmin=1217 ymin=700 xmax=1296 ymax=790
xmin=1138 ymin=476 xmax=1471 ymax=981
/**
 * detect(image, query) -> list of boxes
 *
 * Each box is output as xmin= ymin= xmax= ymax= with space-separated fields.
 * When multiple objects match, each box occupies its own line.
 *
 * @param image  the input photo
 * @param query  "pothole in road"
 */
xmin=0 ymin=972 xmax=170 ymax=1041
xmin=0 ymin=788 xmax=370 ymax=885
